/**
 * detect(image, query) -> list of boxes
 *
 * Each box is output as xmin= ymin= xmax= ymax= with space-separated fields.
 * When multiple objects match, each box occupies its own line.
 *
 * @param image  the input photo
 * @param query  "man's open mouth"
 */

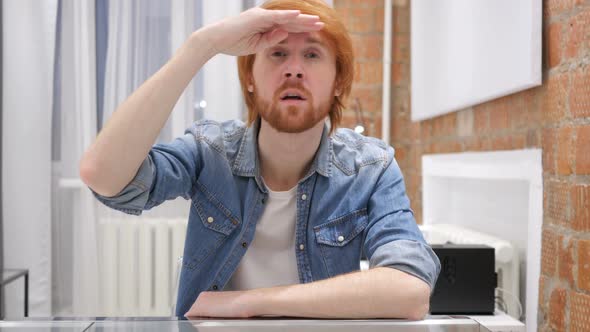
xmin=279 ymin=90 xmax=307 ymax=101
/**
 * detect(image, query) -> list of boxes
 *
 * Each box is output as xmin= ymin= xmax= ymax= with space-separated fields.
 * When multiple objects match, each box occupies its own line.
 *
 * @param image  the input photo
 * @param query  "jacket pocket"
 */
xmin=183 ymin=182 xmax=241 ymax=270
xmin=313 ymin=208 xmax=369 ymax=276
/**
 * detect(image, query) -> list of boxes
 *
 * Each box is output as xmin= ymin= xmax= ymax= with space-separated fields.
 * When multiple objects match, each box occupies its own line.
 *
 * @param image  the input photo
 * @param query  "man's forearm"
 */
xmin=79 ymin=29 xmax=217 ymax=197
xmin=247 ymin=267 xmax=431 ymax=320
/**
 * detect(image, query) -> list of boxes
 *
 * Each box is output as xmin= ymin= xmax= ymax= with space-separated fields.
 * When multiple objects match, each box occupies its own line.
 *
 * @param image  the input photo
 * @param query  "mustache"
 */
xmin=273 ymin=82 xmax=311 ymax=100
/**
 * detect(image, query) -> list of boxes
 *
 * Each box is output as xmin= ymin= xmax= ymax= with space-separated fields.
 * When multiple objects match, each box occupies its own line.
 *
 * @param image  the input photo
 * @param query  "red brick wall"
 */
xmin=334 ymin=0 xmax=386 ymax=138
xmin=335 ymin=0 xmax=590 ymax=330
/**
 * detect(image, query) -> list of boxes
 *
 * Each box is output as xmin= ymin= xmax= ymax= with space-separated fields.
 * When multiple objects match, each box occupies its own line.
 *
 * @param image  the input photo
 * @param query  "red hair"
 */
xmin=237 ymin=0 xmax=354 ymax=135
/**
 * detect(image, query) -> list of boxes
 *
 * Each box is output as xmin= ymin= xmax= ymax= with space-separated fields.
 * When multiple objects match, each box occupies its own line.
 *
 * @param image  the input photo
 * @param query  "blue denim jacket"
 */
xmin=92 ymin=119 xmax=441 ymax=316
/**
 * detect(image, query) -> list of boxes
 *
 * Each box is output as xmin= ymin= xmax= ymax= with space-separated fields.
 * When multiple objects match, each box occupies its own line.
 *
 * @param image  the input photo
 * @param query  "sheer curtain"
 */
xmin=2 ymin=0 xmax=245 ymax=317
xmin=52 ymin=0 xmax=198 ymax=316
xmin=100 ymin=0 xmax=243 ymax=140
xmin=200 ymin=1 xmax=243 ymax=123
xmin=98 ymin=1 xmax=192 ymax=316
xmin=96 ymin=0 xmax=242 ymax=316
xmin=2 ymin=0 xmax=57 ymax=317
xmin=51 ymin=0 xmax=100 ymax=316
xmin=0 ymin=0 xmax=4 ymax=317
xmin=102 ymin=0 xmax=203 ymax=143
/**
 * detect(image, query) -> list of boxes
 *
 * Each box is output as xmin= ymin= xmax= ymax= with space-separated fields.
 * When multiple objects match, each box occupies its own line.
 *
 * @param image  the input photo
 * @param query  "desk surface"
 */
xmin=0 ymin=316 xmax=496 ymax=332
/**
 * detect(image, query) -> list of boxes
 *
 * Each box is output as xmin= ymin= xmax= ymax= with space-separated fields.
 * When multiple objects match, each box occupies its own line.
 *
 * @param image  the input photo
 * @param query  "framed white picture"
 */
xmin=410 ymin=0 xmax=542 ymax=122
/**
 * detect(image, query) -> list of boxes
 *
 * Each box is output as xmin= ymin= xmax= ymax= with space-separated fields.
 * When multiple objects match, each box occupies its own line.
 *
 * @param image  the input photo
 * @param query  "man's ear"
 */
xmin=334 ymin=79 xmax=342 ymax=97
xmin=247 ymin=76 xmax=255 ymax=93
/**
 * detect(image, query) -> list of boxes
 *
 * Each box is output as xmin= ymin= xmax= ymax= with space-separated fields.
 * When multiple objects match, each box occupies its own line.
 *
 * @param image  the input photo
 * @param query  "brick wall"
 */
xmin=334 ymin=0 xmax=590 ymax=330
xmin=539 ymin=2 xmax=590 ymax=328
xmin=334 ymin=0 xmax=386 ymax=138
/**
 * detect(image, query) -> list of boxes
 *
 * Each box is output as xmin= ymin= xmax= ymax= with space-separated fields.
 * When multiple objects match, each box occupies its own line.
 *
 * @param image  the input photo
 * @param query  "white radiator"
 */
xmin=99 ymin=218 xmax=187 ymax=316
xmin=419 ymin=224 xmax=521 ymax=319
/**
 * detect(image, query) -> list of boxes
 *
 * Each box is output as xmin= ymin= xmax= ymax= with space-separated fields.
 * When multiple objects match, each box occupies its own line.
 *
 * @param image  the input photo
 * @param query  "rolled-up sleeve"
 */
xmin=90 ymin=130 xmax=201 ymax=216
xmin=91 ymin=156 xmax=155 ymax=215
xmin=364 ymin=146 xmax=441 ymax=291
xmin=370 ymin=239 xmax=440 ymax=290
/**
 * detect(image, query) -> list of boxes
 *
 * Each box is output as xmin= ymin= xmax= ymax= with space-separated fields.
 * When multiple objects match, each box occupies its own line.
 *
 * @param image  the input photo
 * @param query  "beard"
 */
xmin=253 ymin=82 xmax=334 ymax=134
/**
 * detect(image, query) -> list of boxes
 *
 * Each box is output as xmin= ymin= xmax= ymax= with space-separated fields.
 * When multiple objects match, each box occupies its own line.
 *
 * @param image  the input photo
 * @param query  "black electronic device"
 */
xmin=429 ymin=244 xmax=497 ymax=315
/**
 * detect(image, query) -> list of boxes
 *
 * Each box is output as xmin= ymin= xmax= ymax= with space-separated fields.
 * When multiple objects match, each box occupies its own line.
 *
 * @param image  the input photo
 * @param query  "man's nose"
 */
xmin=283 ymin=58 xmax=304 ymax=79
xmin=285 ymin=71 xmax=303 ymax=79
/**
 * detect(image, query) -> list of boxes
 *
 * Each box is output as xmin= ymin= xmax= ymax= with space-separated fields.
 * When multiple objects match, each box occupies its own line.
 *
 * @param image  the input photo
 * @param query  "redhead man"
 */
xmin=80 ymin=0 xmax=440 ymax=319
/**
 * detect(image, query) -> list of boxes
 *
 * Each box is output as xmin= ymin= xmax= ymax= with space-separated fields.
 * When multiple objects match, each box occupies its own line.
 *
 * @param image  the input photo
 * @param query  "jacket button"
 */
xmin=207 ymin=217 xmax=214 ymax=223
xmin=301 ymin=194 xmax=307 ymax=200
xmin=299 ymin=244 xmax=305 ymax=250
xmin=231 ymin=219 xmax=239 ymax=225
xmin=212 ymin=285 xmax=218 ymax=290
xmin=242 ymin=242 xmax=248 ymax=248
xmin=261 ymin=197 xmax=266 ymax=204
xmin=337 ymin=235 xmax=345 ymax=242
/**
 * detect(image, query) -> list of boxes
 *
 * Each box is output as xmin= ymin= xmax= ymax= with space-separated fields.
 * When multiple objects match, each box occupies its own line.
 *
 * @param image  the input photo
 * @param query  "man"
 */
xmin=80 ymin=0 xmax=440 ymax=319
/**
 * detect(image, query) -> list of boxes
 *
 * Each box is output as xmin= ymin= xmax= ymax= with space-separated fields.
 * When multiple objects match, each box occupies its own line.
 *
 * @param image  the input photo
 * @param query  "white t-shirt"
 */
xmin=224 ymin=183 xmax=300 ymax=290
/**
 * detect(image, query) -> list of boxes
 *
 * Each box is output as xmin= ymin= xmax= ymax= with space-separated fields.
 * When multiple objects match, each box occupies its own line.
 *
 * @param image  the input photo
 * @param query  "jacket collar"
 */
xmin=232 ymin=119 xmax=333 ymax=183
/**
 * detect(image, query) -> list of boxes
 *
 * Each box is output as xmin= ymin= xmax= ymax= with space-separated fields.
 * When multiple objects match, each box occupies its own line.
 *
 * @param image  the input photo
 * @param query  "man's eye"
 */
xmin=271 ymin=51 xmax=287 ymax=57
xmin=305 ymin=52 xmax=319 ymax=59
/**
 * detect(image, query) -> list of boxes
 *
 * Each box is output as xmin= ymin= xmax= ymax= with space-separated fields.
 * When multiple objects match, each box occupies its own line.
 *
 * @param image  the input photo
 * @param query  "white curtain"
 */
xmin=51 ymin=0 xmax=100 ymax=316
xmin=201 ymin=1 xmax=242 ymax=122
xmin=98 ymin=1 xmax=198 ymax=231
xmin=98 ymin=0 xmax=199 ymax=316
xmin=101 ymin=0 xmax=243 ymax=140
xmin=3 ymin=0 xmax=246 ymax=318
xmin=97 ymin=0 xmax=246 ymax=316
xmin=2 ymin=0 xmax=58 ymax=317
xmin=103 ymin=0 xmax=179 ymax=143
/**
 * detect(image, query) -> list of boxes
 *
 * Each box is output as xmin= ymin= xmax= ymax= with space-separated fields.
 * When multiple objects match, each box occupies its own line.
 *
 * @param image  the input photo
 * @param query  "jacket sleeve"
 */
xmin=90 ymin=129 xmax=202 ymax=216
xmin=363 ymin=146 xmax=441 ymax=291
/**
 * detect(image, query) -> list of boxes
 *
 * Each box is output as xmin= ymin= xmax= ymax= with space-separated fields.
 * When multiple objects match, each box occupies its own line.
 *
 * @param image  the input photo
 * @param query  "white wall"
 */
xmin=2 ymin=0 xmax=57 ymax=317
xmin=411 ymin=0 xmax=542 ymax=121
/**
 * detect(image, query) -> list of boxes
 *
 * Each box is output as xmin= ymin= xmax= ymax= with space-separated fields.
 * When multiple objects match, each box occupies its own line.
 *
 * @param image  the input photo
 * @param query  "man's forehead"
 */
xmin=277 ymin=32 xmax=327 ymax=46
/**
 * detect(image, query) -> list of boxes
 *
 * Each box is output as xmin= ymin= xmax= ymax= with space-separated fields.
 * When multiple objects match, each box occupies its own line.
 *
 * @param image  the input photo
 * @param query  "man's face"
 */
xmin=251 ymin=32 xmax=338 ymax=133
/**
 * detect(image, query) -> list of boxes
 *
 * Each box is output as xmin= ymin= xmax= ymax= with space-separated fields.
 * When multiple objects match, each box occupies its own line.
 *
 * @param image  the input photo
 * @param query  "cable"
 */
xmin=495 ymin=296 xmax=507 ymax=312
xmin=495 ymin=287 xmax=523 ymax=320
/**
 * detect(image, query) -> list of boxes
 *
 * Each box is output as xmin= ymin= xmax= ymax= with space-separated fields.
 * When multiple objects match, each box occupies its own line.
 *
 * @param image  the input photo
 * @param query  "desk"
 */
xmin=1 ymin=269 xmax=29 ymax=317
xmin=0 ymin=315 xmax=524 ymax=332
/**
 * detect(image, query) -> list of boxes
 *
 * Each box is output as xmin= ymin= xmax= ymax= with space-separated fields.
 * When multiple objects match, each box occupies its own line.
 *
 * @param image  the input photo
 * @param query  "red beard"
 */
xmin=254 ymin=82 xmax=333 ymax=133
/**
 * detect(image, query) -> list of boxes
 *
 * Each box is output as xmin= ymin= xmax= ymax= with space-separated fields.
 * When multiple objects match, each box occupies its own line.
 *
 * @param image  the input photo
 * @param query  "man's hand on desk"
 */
xmin=185 ymin=289 xmax=256 ymax=318
xmin=184 ymin=267 xmax=431 ymax=319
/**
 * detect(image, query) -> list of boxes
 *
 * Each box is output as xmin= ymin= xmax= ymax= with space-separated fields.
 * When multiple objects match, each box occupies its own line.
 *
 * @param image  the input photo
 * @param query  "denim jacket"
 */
xmin=92 ymin=119 xmax=441 ymax=316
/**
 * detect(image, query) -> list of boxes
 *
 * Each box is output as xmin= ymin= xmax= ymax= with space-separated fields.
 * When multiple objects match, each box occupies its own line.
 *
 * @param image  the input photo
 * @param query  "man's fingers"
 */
xmin=289 ymin=13 xmax=321 ymax=25
xmin=210 ymin=8 xmax=324 ymax=56
xmin=258 ymin=10 xmax=323 ymax=35
xmin=270 ymin=9 xmax=303 ymax=24
xmin=185 ymin=302 xmax=197 ymax=316
xmin=255 ymin=12 xmax=323 ymax=50
xmin=275 ymin=12 xmax=323 ymax=32
xmin=269 ymin=10 xmax=321 ymax=25
xmin=280 ymin=21 xmax=324 ymax=33
xmin=262 ymin=28 xmax=289 ymax=48
xmin=256 ymin=21 xmax=322 ymax=51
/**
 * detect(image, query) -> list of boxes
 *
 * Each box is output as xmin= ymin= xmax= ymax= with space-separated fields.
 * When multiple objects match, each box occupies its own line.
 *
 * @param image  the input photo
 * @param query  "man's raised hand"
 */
xmin=200 ymin=8 xmax=324 ymax=56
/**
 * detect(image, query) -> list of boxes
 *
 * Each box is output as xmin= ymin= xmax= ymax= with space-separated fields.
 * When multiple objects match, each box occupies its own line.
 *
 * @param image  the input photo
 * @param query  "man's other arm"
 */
xmin=186 ymin=267 xmax=431 ymax=319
